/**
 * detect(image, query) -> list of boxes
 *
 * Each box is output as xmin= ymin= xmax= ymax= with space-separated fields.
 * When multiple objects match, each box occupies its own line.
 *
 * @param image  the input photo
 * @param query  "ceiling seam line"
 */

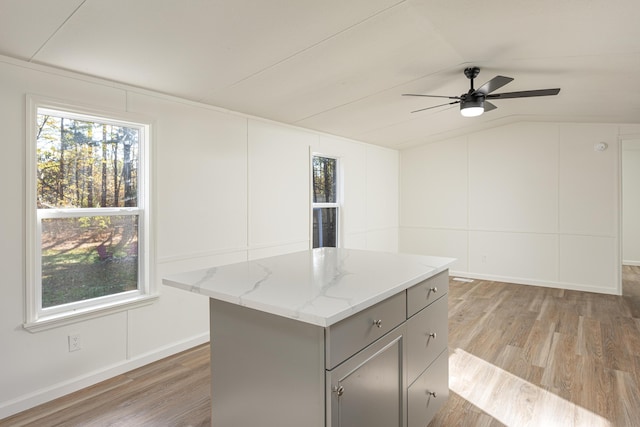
xmin=216 ymin=0 xmax=408 ymax=91
xmin=292 ymin=63 xmax=462 ymax=124
xmin=29 ymin=0 xmax=88 ymax=61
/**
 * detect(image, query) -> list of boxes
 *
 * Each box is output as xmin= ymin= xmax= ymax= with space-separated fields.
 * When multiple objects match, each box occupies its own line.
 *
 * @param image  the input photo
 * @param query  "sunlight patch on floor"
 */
xmin=452 ymin=277 xmax=474 ymax=283
xmin=449 ymin=348 xmax=611 ymax=427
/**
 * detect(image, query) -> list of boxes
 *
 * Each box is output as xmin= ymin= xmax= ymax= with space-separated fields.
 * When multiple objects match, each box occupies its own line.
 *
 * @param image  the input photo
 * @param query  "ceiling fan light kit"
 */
xmin=460 ymin=105 xmax=484 ymax=117
xmin=460 ymin=96 xmax=485 ymax=117
xmin=404 ymin=66 xmax=560 ymax=117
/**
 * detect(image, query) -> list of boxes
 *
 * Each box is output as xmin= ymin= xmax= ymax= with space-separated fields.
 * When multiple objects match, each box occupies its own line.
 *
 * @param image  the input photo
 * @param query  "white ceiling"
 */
xmin=2 ymin=0 xmax=639 ymax=148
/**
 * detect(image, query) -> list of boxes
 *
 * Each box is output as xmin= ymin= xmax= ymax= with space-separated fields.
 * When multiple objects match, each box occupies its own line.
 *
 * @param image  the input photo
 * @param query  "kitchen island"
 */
xmin=163 ymin=248 xmax=455 ymax=427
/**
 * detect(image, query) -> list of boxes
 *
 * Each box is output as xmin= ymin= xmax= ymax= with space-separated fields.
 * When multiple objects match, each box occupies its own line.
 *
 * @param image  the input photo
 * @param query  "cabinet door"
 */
xmin=327 ymin=326 xmax=406 ymax=427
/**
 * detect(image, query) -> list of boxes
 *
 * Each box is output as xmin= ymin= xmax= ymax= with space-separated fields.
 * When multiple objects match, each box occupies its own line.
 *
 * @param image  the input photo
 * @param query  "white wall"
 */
xmin=622 ymin=139 xmax=640 ymax=265
xmin=400 ymin=122 xmax=640 ymax=294
xmin=0 ymin=56 xmax=399 ymax=418
xmin=311 ymin=134 xmax=399 ymax=251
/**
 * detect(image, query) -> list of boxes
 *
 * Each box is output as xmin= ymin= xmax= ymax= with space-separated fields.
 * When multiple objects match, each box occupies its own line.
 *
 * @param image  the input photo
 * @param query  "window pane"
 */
xmin=36 ymin=113 xmax=139 ymax=208
xmin=41 ymin=215 xmax=139 ymax=308
xmin=312 ymin=156 xmax=337 ymax=203
xmin=313 ymin=208 xmax=338 ymax=248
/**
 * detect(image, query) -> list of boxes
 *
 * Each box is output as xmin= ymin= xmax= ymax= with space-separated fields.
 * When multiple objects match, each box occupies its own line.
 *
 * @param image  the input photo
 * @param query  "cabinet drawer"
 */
xmin=406 ymin=295 xmax=448 ymax=383
xmin=407 ymin=349 xmax=449 ymax=427
xmin=407 ymin=271 xmax=448 ymax=317
xmin=326 ymin=292 xmax=406 ymax=369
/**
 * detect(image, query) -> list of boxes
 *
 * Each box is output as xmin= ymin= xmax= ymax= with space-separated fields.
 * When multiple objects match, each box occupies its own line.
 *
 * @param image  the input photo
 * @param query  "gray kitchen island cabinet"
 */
xmin=163 ymin=248 xmax=454 ymax=427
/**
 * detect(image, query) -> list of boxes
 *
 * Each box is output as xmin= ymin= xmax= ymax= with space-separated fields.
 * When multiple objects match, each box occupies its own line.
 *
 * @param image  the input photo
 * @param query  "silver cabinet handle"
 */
xmin=429 ymin=286 xmax=438 ymax=294
xmin=373 ymin=319 xmax=383 ymax=328
xmin=333 ymin=385 xmax=344 ymax=397
xmin=429 ymin=332 xmax=437 ymax=339
xmin=427 ymin=391 xmax=437 ymax=398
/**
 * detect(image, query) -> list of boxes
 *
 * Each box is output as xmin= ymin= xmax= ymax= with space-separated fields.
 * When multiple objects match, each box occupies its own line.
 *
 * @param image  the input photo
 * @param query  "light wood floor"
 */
xmin=430 ymin=272 xmax=640 ymax=427
xmin=3 ymin=272 xmax=640 ymax=427
xmin=0 ymin=346 xmax=212 ymax=427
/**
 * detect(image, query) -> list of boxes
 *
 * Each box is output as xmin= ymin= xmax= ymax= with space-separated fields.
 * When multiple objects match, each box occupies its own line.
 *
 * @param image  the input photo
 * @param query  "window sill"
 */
xmin=23 ymin=294 xmax=159 ymax=333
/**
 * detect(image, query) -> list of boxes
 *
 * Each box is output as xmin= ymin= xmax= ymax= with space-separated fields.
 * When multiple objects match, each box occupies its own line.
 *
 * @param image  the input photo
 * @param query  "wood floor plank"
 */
xmin=613 ymin=370 xmax=640 ymax=426
xmin=540 ymin=332 xmax=579 ymax=397
xmin=523 ymin=319 xmax=557 ymax=368
xmin=601 ymin=319 xmax=633 ymax=372
xmin=577 ymin=315 xmax=604 ymax=362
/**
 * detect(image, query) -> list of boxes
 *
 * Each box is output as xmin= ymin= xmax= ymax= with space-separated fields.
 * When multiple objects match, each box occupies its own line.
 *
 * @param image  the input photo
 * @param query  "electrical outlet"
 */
xmin=68 ymin=333 xmax=81 ymax=352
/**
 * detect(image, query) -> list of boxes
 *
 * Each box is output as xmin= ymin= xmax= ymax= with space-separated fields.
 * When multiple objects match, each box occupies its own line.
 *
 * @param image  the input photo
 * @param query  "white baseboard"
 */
xmin=0 ymin=333 xmax=209 ymax=420
xmin=449 ymin=271 xmax=619 ymax=295
xmin=623 ymin=260 xmax=640 ymax=267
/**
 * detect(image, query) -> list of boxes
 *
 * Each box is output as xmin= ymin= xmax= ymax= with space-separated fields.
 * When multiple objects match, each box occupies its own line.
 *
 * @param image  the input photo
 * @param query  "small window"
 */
xmin=25 ymin=98 xmax=154 ymax=330
xmin=312 ymin=155 xmax=339 ymax=248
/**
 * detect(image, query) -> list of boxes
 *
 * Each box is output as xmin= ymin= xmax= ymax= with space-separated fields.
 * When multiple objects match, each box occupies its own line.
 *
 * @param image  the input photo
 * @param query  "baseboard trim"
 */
xmin=623 ymin=260 xmax=640 ymax=267
xmin=449 ymin=271 xmax=619 ymax=295
xmin=0 ymin=333 xmax=209 ymax=420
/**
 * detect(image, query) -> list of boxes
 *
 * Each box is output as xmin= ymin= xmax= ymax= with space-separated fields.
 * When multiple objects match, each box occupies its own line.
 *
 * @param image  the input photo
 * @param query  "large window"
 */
xmin=312 ymin=155 xmax=339 ymax=248
xmin=25 ymin=98 xmax=153 ymax=330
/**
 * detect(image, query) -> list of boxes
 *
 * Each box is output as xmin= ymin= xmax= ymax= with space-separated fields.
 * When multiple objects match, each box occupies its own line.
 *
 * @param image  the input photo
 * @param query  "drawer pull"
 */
xmin=429 ymin=286 xmax=438 ymax=294
xmin=427 ymin=391 xmax=437 ymax=398
xmin=333 ymin=385 xmax=344 ymax=397
xmin=373 ymin=319 xmax=383 ymax=328
xmin=429 ymin=332 xmax=437 ymax=339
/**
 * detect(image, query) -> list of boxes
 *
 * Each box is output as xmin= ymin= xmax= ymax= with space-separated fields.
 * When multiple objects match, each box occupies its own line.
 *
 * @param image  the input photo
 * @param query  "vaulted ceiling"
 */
xmin=2 ymin=0 xmax=639 ymax=148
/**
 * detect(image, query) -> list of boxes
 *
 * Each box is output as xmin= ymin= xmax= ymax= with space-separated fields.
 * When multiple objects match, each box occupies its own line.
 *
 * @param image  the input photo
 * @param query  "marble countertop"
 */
xmin=162 ymin=248 xmax=455 ymax=327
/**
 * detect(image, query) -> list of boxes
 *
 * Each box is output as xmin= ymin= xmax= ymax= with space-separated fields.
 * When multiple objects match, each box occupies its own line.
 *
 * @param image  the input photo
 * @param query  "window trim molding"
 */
xmin=24 ymin=94 xmax=157 ymax=332
xmin=23 ymin=294 xmax=159 ymax=333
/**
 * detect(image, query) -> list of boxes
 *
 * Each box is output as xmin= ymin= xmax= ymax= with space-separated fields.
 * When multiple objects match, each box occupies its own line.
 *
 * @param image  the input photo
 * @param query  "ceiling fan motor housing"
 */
xmin=460 ymin=92 xmax=485 ymax=110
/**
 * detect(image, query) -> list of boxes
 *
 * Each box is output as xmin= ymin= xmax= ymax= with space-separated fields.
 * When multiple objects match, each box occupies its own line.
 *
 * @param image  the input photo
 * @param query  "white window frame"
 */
xmin=24 ymin=96 xmax=157 ymax=332
xmin=311 ymin=154 xmax=341 ymax=248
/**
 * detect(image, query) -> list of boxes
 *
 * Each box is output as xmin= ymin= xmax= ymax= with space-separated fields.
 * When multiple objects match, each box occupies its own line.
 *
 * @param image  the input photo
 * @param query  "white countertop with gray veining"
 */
xmin=162 ymin=248 xmax=455 ymax=327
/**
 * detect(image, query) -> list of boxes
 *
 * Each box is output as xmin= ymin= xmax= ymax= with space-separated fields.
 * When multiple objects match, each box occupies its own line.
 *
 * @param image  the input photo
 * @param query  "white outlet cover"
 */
xmin=68 ymin=334 xmax=81 ymax=352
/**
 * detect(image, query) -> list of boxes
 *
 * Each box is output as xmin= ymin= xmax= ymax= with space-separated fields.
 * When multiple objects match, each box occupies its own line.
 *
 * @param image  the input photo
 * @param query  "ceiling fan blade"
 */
xmin=403 ymin=93 xmax=460 ymax=100
xmin=484 ymin=101 xmax=497 ymax=112
xmin=411 ymin=100 xmax=460 ymax=113
xmin=487 ymin=88 xmax=560 ymax=99
xmin=475 ymin=75 xmax=514 ymax=95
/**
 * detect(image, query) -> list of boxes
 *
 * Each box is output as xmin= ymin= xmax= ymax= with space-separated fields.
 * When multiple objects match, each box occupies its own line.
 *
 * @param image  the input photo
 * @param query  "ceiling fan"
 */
xmin=403 ymin=66 xmax=560 ymax=117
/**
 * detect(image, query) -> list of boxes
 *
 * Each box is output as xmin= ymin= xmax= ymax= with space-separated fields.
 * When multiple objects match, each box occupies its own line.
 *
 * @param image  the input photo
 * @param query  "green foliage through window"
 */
xmin=36 ymin=113 xmax=139 ymax=209
xmin=312 ymin=156 xmax=337 ymax=203
xmin=34 ymin=108 xmax=144 ymax=310
xmin=40 ymin=216 xmax=139 ymax=307
xmin=312 ymin=156 xmax=338 ymax=248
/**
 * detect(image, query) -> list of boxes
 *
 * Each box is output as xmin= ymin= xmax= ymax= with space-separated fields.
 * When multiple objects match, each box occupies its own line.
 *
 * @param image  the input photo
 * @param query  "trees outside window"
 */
xmin=312 ymin=155 xmax=339 ymax=248
xmin=26 ymin=99 xmax=152 ymax=329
